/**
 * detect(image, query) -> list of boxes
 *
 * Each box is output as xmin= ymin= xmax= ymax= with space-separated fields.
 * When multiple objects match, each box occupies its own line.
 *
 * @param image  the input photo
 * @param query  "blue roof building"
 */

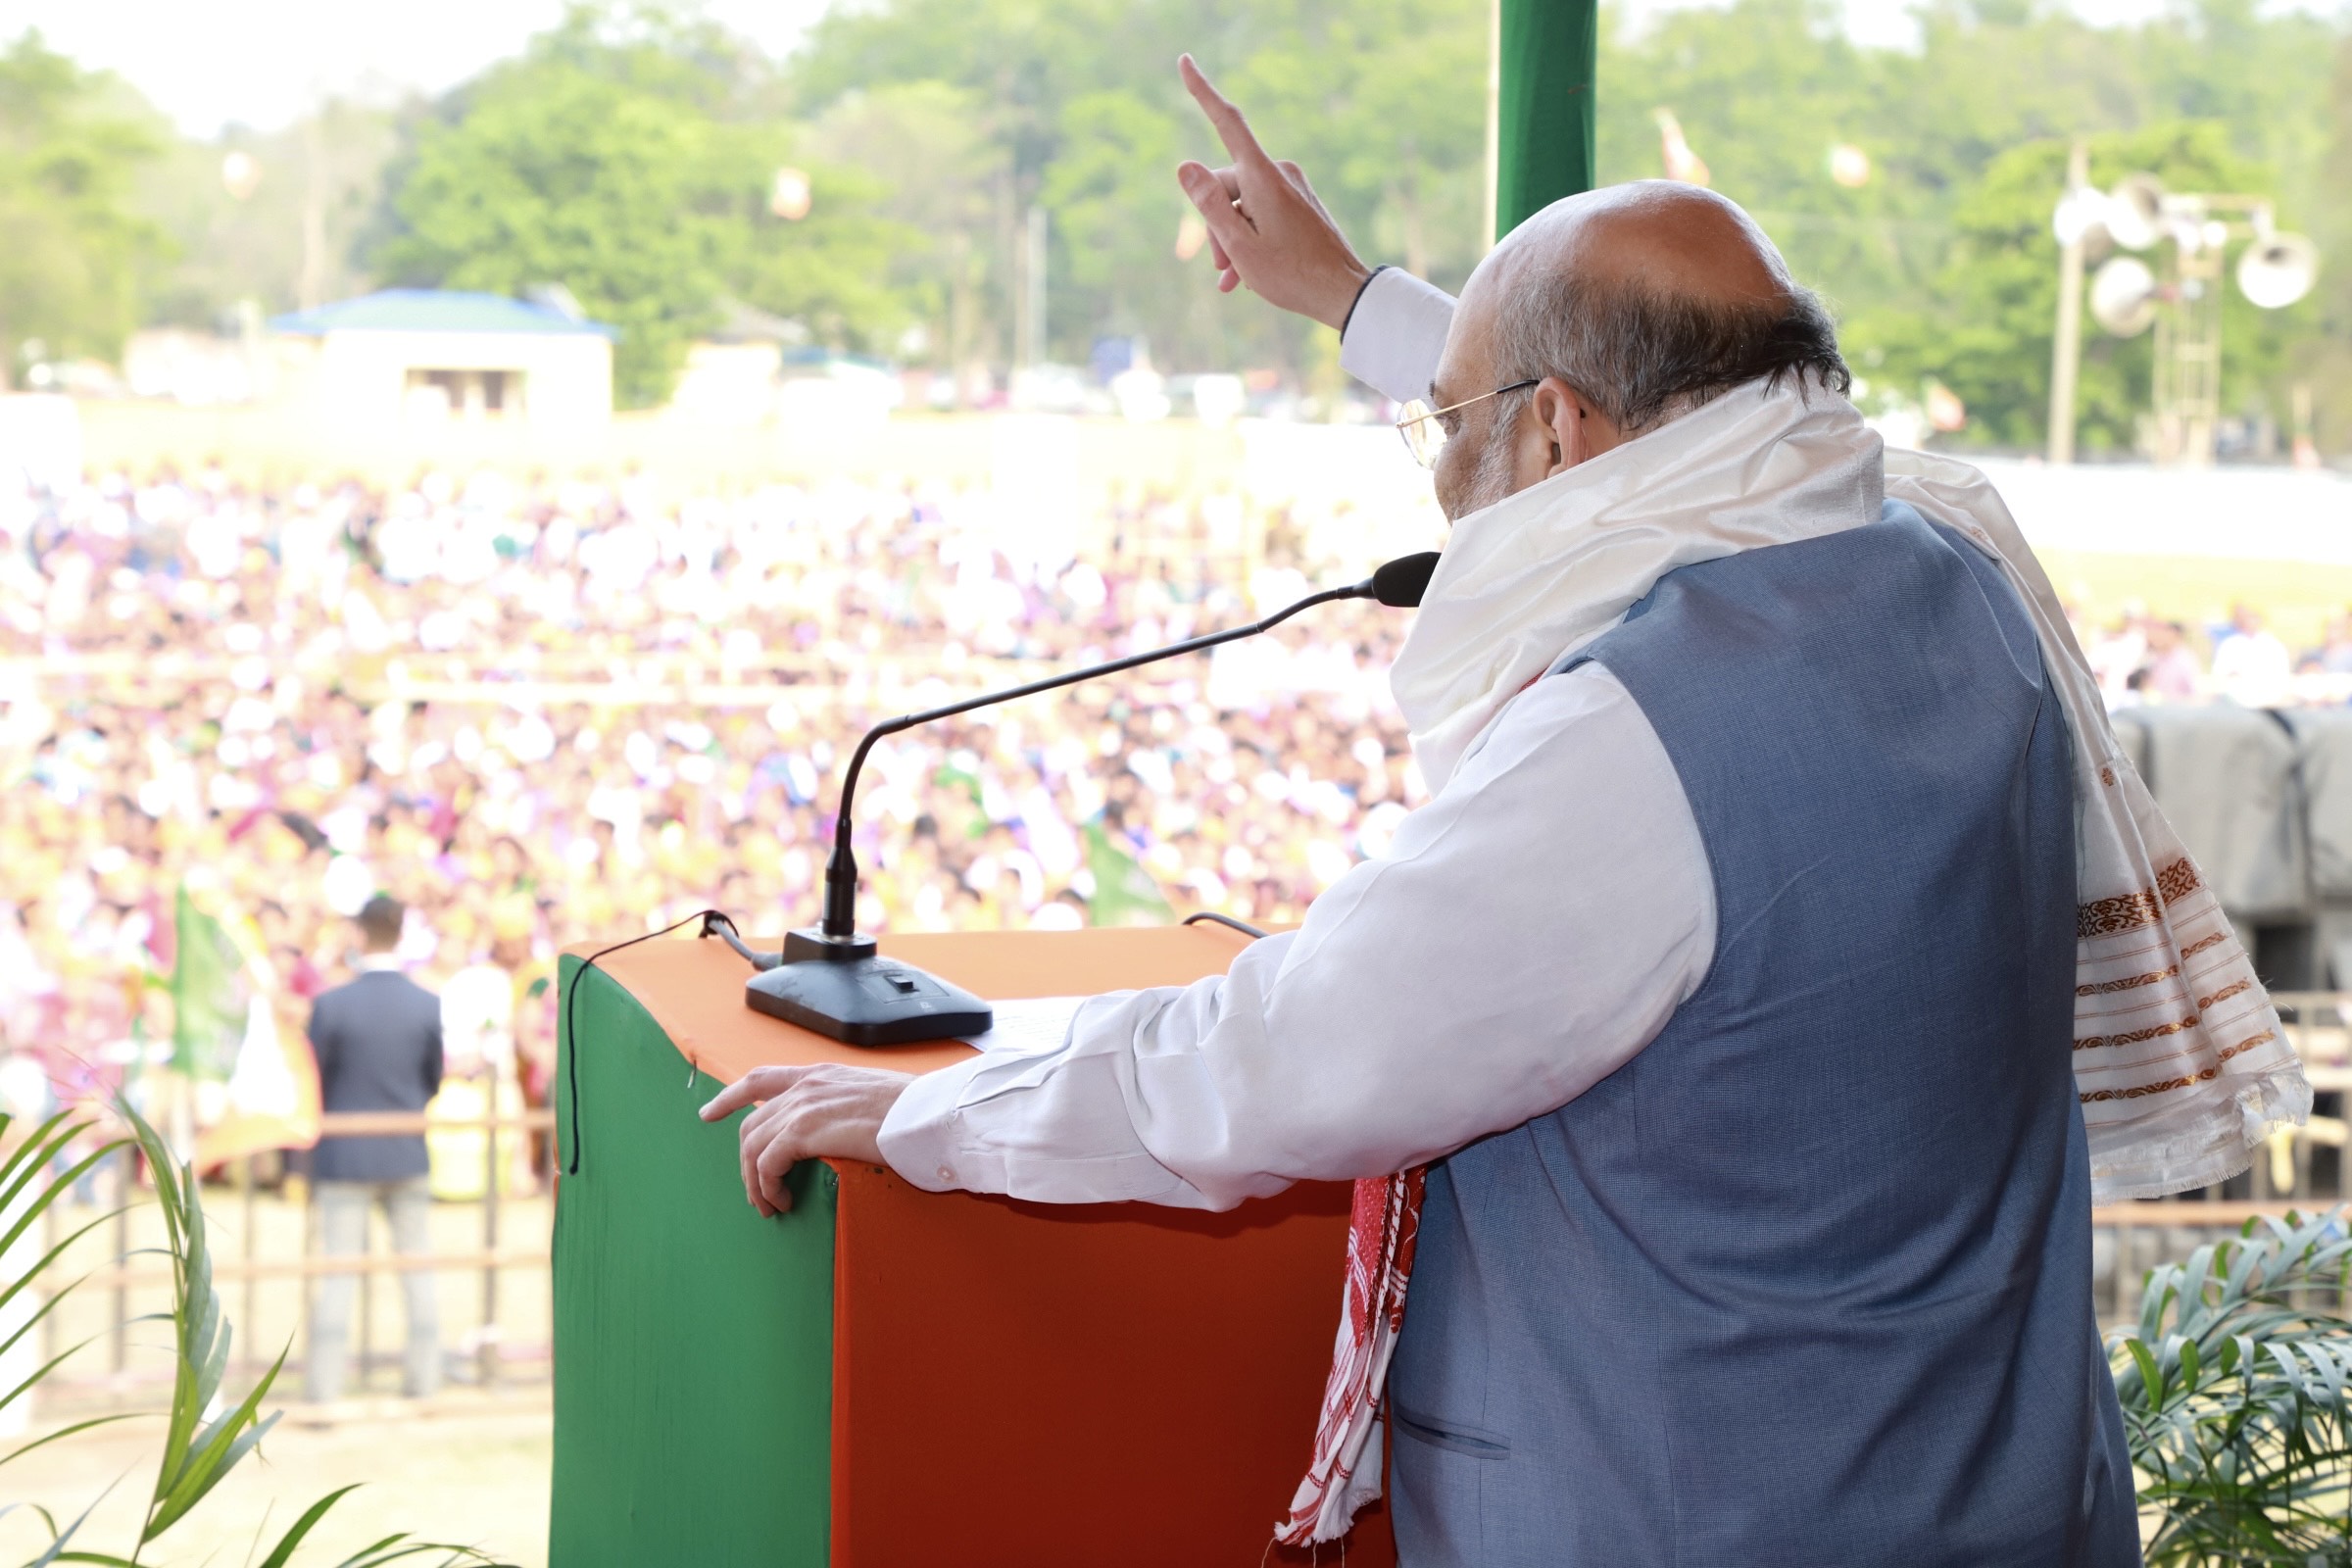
xmin=269 ymin=289 xmax=618 ymax=340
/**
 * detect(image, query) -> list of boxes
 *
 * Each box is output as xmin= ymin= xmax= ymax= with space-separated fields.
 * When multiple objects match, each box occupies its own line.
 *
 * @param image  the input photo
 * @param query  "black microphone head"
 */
xmin=1370 ymin=551 xmax=1441 ymax=608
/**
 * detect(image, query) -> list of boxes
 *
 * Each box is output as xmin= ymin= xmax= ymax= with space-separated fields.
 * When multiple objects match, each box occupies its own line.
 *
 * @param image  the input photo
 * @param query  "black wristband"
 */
xmin=1339 ymin=266 xmax=1390 ymax=338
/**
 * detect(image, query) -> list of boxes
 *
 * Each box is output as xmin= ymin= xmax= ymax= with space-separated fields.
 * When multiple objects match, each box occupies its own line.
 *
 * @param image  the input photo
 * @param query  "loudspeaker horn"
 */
xmin=2089 ymin=256 xmax=2159 ymax=336
xmin=2051 ymin=186 xmax=2106 ymax=249
xmin=2103 ymin=173 xmax=2166 ymax=252
xmin=2237 ymin=232 xmax=2320 ymax=310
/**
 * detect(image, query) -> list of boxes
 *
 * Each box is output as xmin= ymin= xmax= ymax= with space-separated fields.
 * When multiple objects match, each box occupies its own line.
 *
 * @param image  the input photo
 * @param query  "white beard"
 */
xmin=1450 ymin=416 xmax=1524 ymax=521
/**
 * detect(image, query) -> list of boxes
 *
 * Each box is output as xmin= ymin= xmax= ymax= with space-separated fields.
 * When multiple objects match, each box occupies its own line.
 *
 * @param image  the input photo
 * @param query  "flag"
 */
xmin=171 ymin=886 xmax=246 ymax=1081
xmin=1084 ymin=821 xmax=1174 ymax=927
xmin=1652 ymin=108 xmax=1711 ymax=187
xmin=197 ymin=994 xmax=321 ymax=1169
xmin=932 ymin=760 xmax=988 ymax=842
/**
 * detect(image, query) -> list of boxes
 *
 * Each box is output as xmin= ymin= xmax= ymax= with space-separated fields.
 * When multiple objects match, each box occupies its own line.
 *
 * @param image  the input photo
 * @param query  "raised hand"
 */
xmin=1175 ymin=54 xmax=1374 ymax=331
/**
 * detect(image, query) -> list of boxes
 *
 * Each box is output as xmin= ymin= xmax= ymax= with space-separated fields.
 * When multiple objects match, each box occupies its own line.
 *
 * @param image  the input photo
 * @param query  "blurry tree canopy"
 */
xmin=370 ymin=3 xmax=910 ymax=407
xmin=0 ymin=30 xmax=164 ymax=387
xmin=1852 ymin=122 xmax=2282 ymax=452
xmin=31 ymin=0 xmax=2352 ymax=442
xmin=138 ymin=99 xmax=400 ymax=331
xmin=1594 ymin=0 xmax=2337 ymax=450
xmin=2308 ymin=39 xmax=2352 ymax=454
xmin=788 ymin=0 xmax=1491 ymax=387
xmin=777 ymin=0 xmax=2338 ymax=443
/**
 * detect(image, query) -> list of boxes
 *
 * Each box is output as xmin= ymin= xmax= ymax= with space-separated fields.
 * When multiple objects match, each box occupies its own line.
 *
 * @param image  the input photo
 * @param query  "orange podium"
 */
xmin=550 ymin=925 xmax=1396 ymax=1566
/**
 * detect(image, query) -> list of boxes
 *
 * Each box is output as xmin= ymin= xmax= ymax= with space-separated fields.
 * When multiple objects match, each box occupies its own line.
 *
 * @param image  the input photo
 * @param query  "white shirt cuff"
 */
xmin=1338 ymin=269 xmax=1457 ymax=405
xmin=878 ymin=1053 xmax=1000 ymax=1193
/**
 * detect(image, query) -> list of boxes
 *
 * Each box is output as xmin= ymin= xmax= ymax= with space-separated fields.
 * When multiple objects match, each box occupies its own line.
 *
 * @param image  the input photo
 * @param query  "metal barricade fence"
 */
xmin=52 ymin=1107 xmax=556 ymax=1405
xmin=42 ymin=998 xmax=2352 ymax=1396
xmin=2094 ymin=990 xmax=2352 ymax=1323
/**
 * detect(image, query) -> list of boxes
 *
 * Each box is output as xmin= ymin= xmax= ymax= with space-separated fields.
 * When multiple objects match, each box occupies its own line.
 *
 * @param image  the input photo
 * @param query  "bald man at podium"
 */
xmin=698 ymin=60 xmax=2309 ymax=1568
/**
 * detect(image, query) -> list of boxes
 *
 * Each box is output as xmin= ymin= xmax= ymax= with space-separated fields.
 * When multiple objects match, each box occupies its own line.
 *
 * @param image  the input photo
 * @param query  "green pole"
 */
xmin=1494 ymin=0 xmax=1598 ymax=242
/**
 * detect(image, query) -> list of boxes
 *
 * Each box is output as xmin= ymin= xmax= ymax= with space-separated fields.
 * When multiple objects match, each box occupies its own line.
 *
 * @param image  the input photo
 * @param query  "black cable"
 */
xmin=1183 ymin=910 xmax=1269 ymax=941
xmin=562 ymin=907 xmax=745 ymax=1175
xmin=708 ymin=920 xmax=783 ymax=971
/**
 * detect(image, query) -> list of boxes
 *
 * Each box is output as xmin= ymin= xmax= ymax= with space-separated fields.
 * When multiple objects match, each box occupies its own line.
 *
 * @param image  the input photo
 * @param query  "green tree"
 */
xmin=36 ymin=0 xmax=2329 ymax=436
xmin=806 ymin=81 xmax=1008 ymax=372
xmin=1599 ymin=0 xmax=1918 ymax=325
xmin=708 ymin=124 xmax=914 ymax=357
xmin=1860 ymin=123 xmax=2289 ymax=452
xmin=1042 ymin=91 xmax=1195 ymax=352
xmin=375 ymin=3 xmax=907 ymax=408
xmin=784 ymin=0 xmax=1489 ymax=377
xmin=1596 ymin=0 xmax=2336 ymax=452
xmin=2301 ymin=31 xmax=2352 ymax=453
xmin=1229 ymin=0 xmax=1489 ymax=289
xmin=376 ymin=62 xmax=729 ymax=408
xmin=789 ymin=0 xmax=1225 ymax=371
xmin=0 ymin=30 xmax=164 ymax=385
xmin=139 ymin=98 xmax=401 ymax=329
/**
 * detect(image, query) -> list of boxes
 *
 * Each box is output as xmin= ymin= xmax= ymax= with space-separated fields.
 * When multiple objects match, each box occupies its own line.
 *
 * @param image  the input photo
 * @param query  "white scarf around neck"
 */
xmin=1389 ymin=374 xmax=2310 ymax=1202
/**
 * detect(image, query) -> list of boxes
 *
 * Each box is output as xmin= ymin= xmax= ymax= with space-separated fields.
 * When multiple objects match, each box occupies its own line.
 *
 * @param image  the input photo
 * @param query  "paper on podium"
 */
xmin=958 ymin=995 xmax=1088 ymax=1054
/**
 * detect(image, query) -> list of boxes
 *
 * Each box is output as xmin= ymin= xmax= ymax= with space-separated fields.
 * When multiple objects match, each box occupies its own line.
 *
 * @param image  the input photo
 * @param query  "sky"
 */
xmin=19 ymin=0 xmax=831 ymax=135
xmin=19 ymin=0 xmax=2339 ymax=136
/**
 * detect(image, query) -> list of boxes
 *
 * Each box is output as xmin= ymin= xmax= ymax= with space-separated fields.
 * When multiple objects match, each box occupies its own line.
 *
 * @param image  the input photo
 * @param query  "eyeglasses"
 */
xmin=1395 ymin=379 xmax=1540 ymax=468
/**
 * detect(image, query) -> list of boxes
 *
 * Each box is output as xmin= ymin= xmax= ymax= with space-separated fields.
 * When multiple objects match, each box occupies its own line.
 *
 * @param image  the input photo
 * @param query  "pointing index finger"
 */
xmin=1179 ymin=54 xmax=1274 ymax=172
xmin=700 ymin=1066 xmax=795 ymax=1121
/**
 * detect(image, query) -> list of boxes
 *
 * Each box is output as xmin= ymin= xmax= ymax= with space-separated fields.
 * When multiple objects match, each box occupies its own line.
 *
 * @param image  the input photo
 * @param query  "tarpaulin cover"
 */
xmin=2116 ymin=706 xmax=2314 ymax=921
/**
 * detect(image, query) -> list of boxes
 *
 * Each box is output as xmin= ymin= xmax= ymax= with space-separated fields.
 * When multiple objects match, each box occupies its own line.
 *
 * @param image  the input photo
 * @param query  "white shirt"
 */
xmin=877 ymin=277 xmax=1718 ymax=1211
xmin=2210 ymin=627 xmax=2292 ymax=709
xmin=442 ymin=962 xmax=518 ymax=1073
xmin=1338 ymin=268 xmax=1465 ymax=404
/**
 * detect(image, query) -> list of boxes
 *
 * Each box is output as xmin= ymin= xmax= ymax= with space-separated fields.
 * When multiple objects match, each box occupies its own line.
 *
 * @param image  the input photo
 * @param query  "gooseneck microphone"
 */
xmin=737 ymin=551 xmax=1440 ymax=1046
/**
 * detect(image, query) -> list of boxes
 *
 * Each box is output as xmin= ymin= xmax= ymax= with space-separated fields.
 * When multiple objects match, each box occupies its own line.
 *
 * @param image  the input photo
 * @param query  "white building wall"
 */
xmin=310 ymin=330 xmax=612 ymax=427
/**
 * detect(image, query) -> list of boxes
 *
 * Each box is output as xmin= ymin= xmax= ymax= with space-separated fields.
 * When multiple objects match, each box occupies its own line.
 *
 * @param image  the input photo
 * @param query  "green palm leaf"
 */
xmin=13 ymin=1098 xmax=519 ymax=1567
xmin=2114 ymin=1208 xmax=2352 ymax=1566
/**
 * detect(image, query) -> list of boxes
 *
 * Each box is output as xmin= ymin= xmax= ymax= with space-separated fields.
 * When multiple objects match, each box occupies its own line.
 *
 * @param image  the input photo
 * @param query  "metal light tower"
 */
xmin=2046 ymin=143 xmax=2094 ymax=465
xmin=2055 ymin=170 xmax=2319 ymax=466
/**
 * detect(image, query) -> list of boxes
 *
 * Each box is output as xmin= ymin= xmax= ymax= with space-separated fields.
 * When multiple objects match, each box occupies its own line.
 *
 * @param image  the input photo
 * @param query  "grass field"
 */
xmin=2039 ymin=547 xmax=2352 ymax=654
xmin=0 ymin=1396 xmax=552 ymax=1567
xmin=8 ymin=1184 xmax=555 ymax=1567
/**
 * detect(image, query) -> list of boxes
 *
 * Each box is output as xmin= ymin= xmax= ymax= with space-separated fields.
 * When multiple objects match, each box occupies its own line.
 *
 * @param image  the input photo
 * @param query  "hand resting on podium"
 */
xmin=700 ymin=1064 xmax=915 ymax=1216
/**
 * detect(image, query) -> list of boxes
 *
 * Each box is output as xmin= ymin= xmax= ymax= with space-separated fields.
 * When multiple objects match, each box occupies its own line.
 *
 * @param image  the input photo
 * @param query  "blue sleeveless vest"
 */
xmin=1387 ymin=503 xmax=2139 ymax=1567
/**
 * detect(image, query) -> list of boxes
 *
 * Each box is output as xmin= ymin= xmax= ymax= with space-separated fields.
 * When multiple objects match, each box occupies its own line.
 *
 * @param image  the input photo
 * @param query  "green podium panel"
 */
xmin=550 ymin=957 xmax=836 ymax=1566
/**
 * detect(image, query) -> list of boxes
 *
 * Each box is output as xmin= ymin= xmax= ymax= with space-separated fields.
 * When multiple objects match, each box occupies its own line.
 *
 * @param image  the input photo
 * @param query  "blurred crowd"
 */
xmin=14 ymin=460 xmax=2352 ymax=1158
xmin=0 ymin=465 xmax=1423 ymax=1143
xmin=2077 ymin=601 xmax=2352 ymax=710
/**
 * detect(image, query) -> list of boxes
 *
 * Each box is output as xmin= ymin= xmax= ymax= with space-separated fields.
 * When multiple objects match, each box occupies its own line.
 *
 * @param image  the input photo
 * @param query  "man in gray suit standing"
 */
xmin=305 ymin=894 xmax=444 ymax=1403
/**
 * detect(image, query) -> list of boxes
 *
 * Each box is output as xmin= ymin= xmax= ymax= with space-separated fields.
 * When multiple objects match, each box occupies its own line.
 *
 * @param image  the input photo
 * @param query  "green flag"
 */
xmin=932 ymin=760 xmax=988 ymax=841
xmin=171 ymin=886 xmax=246 ymax=1080
xmin=1083 ymin=821 xmax=1175 ymax=928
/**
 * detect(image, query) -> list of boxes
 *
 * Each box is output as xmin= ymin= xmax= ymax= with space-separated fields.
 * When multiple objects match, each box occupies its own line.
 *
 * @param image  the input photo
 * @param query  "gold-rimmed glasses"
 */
xmin=1395 ymin=378 xmax=1540 ymax=467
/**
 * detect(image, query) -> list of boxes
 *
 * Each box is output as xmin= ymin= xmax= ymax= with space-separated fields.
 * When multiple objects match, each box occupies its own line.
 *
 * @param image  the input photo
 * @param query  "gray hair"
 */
xmin=1490 ymin=273 xmax=1851 ymax=435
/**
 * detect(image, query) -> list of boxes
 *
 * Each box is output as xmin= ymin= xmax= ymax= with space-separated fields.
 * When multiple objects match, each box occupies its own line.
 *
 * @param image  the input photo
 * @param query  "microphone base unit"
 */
xmin=744 ymin=928 xmax=994 ymax=1047
xmin=783 ymin=927 xmax=877 ymax=962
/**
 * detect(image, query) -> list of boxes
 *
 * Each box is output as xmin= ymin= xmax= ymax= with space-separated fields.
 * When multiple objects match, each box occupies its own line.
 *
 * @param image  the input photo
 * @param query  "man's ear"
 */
xmin=1530 ymin=375 xmax=1623 ymax=474
xmin=1530 ymin=375 xmax=1593 ymax=476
